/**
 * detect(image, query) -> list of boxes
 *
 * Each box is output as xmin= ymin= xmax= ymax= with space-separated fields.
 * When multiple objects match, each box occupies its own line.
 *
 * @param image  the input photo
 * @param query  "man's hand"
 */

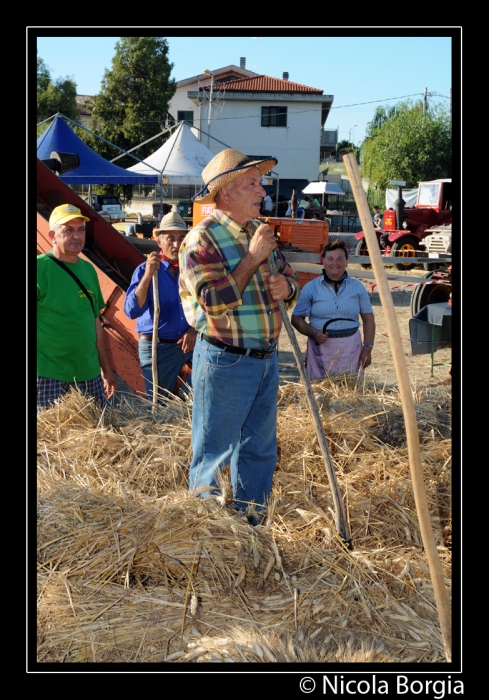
xmin=96 ymin=317 xmax=117 ymax=398
xmin=135 ymin=252 xmax=161 ymax=308
xmin=143 ymin=251 xmax=161 ymax=279
xmin=231 ymin=224 xmax=278 ymax=295
xmin=178 ymin=328 xmax=197 ymax=354
xmin=263 ymin=272 xmax=292 ymax=301
xmin=101 ymin=367 xmax=117 ymax=399
xmin=248 ymin=223 xmax=277 ymax=263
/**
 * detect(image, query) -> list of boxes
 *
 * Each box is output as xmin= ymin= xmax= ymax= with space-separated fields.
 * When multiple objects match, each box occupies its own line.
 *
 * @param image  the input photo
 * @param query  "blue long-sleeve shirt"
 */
xmin=124 ymin=259 xmax=191 ymax=339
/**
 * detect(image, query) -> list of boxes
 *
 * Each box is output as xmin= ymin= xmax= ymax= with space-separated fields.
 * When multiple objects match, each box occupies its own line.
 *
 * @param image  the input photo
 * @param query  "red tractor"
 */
xmin=355 ymin=179 xmax=452 ymax=270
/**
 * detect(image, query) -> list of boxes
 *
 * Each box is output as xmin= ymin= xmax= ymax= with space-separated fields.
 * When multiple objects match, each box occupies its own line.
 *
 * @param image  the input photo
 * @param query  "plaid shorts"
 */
xmin=37 ymin=375 xmax=106 ymax=413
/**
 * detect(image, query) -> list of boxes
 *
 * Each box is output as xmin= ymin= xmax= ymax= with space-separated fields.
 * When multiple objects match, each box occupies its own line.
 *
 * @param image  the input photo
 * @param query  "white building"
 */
xmin=168 ymin=60 xmax=334 ymax=192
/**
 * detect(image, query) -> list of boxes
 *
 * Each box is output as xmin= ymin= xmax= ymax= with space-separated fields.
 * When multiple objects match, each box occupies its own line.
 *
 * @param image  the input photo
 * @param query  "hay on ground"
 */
xmin=36 ymin=377 xmax=451 ymax=664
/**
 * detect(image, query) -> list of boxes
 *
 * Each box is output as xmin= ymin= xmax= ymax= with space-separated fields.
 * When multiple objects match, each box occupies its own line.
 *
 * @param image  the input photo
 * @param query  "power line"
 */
xmin=330 ymin=92 xmax=450 ymax=110
xmin=83 ymin=92 xmax=450 ymax=127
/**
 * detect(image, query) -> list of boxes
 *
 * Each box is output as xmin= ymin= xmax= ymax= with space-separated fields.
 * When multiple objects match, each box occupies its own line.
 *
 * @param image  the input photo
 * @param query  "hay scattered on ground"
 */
xmin=36 ymin=378 xmax=451 ymax=664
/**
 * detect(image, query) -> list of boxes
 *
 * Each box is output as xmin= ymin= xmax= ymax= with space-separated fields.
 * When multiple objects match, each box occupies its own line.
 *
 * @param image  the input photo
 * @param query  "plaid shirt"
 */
xmin=179 ymin=209 xmax=299 ymax=349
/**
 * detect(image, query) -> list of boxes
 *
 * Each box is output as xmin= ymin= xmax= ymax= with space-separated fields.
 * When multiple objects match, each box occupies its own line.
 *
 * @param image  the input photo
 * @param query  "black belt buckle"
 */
xmin=247 ymin=343 xmax=276 ymax=359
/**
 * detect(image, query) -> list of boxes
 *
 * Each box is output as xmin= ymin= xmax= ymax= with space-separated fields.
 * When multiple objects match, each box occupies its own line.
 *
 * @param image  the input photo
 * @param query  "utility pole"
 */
xmin=203 ymin=70 xmax=215 ymax=149
xmin=423 ymin=87 xmax=428 ymax=115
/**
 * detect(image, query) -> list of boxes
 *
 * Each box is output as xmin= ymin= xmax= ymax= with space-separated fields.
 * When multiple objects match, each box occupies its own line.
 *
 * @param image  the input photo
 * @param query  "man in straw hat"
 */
xmin=124 ymin=210 xmax=196 ymax=400
xmin=37 ymin=203 xmax=118 ymax=412
xmin=179 ymin=148 xmax=299 ymax=524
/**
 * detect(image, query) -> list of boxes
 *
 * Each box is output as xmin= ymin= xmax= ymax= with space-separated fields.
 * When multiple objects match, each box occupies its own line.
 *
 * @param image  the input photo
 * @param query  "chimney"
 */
xmin=240 ymin=57 xmax=246 ymax=69
xmin=283 ymin=72 xmax=289 ymax=81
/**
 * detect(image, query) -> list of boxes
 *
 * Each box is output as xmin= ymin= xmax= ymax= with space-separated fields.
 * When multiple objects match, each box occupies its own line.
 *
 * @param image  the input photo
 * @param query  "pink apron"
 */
xmin=306 ymin=330 xmax=362 ymax=380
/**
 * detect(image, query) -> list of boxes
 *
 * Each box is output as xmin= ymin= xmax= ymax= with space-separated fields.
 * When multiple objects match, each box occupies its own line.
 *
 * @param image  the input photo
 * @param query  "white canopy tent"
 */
xmin=302 ymin=181 xmax=346 ymax=210
xmin=302 ymin=182 xmax=346 ymax=196
xmin=127 ymin=122 xmax=215 ymax=186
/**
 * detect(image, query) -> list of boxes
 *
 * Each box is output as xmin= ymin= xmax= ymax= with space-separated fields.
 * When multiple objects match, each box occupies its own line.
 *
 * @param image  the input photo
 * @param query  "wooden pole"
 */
xmin=267 ymin=251 xmax=351 ymax=545
xmin=341 ymin=152 xmax=452 ymax=662
xmin=152 ymin=271 xmax=160 ymax=411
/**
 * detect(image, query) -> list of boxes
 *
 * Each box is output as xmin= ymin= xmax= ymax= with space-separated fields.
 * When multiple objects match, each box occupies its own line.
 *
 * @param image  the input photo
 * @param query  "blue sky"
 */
xmin=35 ymin=32 xmax=456 ymax=146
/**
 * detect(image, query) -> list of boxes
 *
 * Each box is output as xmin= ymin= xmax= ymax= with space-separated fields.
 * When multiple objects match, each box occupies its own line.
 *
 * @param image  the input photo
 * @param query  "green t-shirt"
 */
xmin=37 ymin=254 xmax=105 ymax=382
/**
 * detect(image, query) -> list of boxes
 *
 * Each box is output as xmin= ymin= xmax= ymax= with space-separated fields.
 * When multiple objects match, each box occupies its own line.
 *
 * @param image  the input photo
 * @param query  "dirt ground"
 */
xmin=277 ymin=264 xmax=453 ymax=388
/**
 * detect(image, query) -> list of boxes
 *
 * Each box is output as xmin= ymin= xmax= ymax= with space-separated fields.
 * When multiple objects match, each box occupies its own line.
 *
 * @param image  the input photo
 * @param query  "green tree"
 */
xmin=37 ymin=52 xmax=79 ymax=125
xmin=360 ymin=100 xmax=451 ymax=190
xmin=37 ymin=54 xmax=51 ymax=94
xmin=336 ymin=140 xmax=360 ymax=163
xmin=87 ymin=36 xmax=176 ymax=201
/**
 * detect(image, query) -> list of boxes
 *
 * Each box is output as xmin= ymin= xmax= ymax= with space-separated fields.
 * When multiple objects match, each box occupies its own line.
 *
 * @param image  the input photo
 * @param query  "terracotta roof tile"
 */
xmin=200 ymin=75 xmax=323 ymax=94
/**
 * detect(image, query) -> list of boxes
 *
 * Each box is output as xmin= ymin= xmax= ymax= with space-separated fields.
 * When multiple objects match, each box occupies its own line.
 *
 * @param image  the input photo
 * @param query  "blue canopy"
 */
xmin=37 ymin=115 xmax=158 ymax=185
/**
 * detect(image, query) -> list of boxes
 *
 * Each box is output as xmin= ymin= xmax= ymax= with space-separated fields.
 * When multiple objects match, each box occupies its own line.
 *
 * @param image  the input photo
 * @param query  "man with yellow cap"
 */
xmin=37 ymin=204 xmax=117 ymax=412
xmin=124 ymin=210 xmax=196 ymax=400
xmin=179 ymin=148 xmax=299 ymax=524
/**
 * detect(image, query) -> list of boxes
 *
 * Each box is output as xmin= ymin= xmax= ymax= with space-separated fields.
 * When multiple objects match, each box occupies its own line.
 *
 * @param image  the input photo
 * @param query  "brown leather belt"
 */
xmin=139 ymin=334 xmax=179 ymax=343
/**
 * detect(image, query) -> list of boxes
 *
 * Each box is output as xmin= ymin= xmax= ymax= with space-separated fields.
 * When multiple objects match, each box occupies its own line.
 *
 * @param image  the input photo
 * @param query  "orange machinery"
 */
xmin=193 ymin=203 xmax=328 ymax=288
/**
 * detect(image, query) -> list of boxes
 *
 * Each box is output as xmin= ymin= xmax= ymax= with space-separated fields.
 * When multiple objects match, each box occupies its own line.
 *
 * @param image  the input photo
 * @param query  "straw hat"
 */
xmin=153 ymin=210 xmax=188 ymax=234
xmin=193 ymin=149 xmax=277 ymax=204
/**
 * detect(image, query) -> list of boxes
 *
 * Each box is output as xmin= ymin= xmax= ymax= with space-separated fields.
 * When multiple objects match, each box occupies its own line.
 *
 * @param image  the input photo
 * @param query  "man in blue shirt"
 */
xmin=124 ymin=211 xmax=196 ymax=400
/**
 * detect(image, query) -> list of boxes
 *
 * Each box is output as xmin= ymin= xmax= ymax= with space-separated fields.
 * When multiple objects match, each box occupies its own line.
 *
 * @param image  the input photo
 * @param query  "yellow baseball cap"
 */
xmin=49 ymin=204 xmax=90 ymax=228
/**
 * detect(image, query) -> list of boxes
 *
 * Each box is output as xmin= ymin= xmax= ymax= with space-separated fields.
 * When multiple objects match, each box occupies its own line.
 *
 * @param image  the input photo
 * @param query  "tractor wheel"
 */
xmin=355 ymin=239 xmax=371 ymax=269
xmin=391 ymin=236 xmax=420 ymax=271
xmin=410 ymin=271 xmax=452 ymax=317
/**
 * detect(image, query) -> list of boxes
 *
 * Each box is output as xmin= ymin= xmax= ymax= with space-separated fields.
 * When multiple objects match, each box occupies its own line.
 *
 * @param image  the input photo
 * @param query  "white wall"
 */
xmin=169 ymin=81 xmax=202 ymax=128
xmin=199 ymin=99 xmax=321 ymax=180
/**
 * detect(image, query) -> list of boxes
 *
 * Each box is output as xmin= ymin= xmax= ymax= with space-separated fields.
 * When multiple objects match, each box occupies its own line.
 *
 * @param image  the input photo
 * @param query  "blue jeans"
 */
xmin=138 ymin=339 xmax=193 ymax=401
xmin=189 ymin=336 xmax=279 ymax=518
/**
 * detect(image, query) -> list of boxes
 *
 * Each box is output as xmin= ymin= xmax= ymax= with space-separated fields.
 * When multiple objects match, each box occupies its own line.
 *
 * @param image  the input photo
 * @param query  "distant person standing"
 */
xmin=297 ymin=197 xmax=309 ymax=219
xmin=372 ymin=205 xmax=382 ymax=228
xmin=262 ymin=191 xmax=273 ymax=217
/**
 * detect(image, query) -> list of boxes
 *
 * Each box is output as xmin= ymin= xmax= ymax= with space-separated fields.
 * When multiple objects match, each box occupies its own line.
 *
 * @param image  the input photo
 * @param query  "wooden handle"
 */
xmin=342 ymin=152 xmax=451 ymax=662
xmin=152 ymin=272 xmax=160 ymax=409
xmin=268 ymin=252 xmax=351 ymax=545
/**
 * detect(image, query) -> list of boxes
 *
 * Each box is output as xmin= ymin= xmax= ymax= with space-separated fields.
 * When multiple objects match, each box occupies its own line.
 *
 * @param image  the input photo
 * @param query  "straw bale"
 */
xmin=36 ymin=380 xmax=452 ymax=664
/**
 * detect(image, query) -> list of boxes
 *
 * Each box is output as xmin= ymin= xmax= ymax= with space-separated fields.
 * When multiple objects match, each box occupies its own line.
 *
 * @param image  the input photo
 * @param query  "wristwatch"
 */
xmin=363 ymin=343 xmax=374 ymax=349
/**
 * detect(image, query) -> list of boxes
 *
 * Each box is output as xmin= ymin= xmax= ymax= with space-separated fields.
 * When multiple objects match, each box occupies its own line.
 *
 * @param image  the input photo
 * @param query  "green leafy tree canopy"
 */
xmin=89 ymin=37 xmax=175 ymax=164
xmin=37 ymin=52 xmax=79 ymax=125
xmin=85 ymin=37 xmax=176 ymax=200
xmin=360 ymin=100 xmax=451 ymax=190
xmin=336 ymin=140 xmax=360 ymax=163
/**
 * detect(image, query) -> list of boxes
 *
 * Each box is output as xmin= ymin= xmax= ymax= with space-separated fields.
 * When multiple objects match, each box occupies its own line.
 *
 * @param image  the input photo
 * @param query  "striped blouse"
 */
xmin=293 ymin=275 xmax=373 ymax=332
